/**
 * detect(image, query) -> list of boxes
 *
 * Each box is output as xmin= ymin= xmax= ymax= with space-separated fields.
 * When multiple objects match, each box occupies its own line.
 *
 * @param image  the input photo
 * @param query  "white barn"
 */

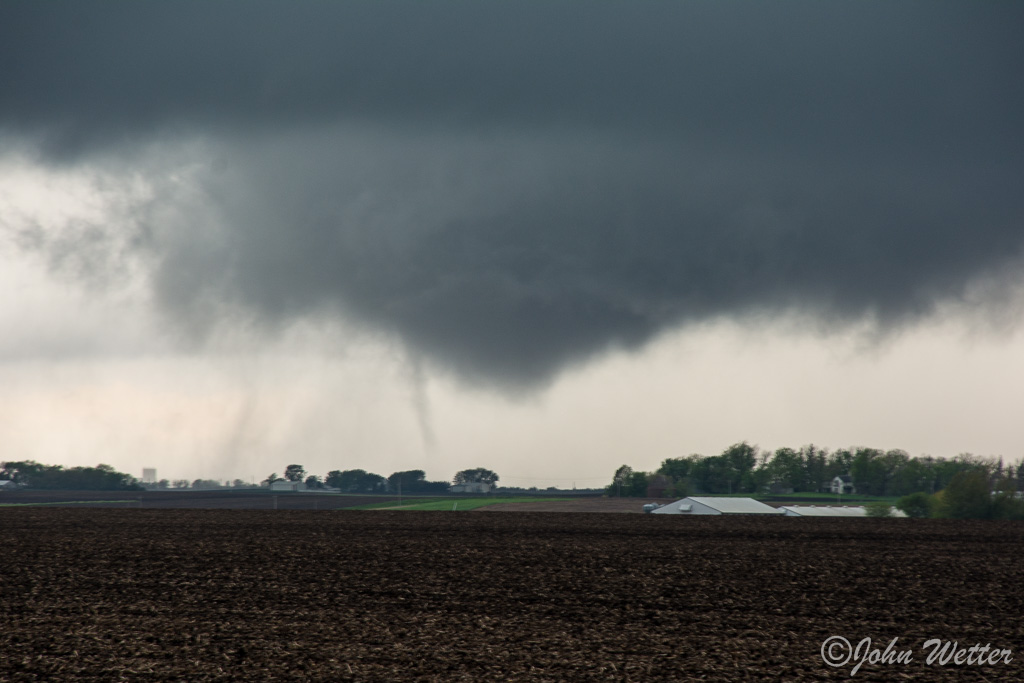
xmin=449 ymin=482 xmax=491 ymax=494
xmin=781 ymin=505 xmax=907 ymax=518
xmin=651 ymin=496 xmax=782 ymax=515
xmin=269 ymin=480 xmax=307 ymax=492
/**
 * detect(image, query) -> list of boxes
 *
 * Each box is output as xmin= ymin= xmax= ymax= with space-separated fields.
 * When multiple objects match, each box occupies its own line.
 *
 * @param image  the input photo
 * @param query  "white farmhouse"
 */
xmin=830 ymin=475 xmax=855 ymax=494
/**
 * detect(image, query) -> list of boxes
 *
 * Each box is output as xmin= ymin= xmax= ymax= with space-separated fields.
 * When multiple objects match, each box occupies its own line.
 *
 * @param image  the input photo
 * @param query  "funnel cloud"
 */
xmin=2 ymin=1 xmax=1022 ymax=388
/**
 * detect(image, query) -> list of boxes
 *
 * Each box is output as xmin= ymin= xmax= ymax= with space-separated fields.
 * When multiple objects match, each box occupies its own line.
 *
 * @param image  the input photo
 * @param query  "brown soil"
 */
xmin=0 ymin=490 xmax=400 ymax=509
xmin=1 ymin=509 xmax=1021 ymax=681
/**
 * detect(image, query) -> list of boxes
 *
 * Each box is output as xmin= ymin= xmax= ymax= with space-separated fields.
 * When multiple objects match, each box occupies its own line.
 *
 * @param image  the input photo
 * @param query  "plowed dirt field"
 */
xmin=1 ymin=510 xmax=1021 ymax=681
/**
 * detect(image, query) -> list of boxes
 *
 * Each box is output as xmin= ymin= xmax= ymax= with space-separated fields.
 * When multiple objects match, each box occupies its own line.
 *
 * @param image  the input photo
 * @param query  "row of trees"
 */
xmin=147 ymin=479 xmax=257 ymax=490
xmin=609 ymin=443 xmax=1024 ymax=500
xmin=1 ymin=460 xmax=502 ymax=494
xmin=0 ymin=461 xmax=142 ymax=491
xmin=892 ymin=471 xmax=1024 ymax=520
xmin=260 ymin=465 xmax=500 ymax=494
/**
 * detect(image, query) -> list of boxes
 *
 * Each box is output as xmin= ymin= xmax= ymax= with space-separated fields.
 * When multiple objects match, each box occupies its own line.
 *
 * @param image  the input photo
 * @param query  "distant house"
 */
xmin=269 ymin=480 xmax=307 ymax=492
xmin=0 ymin=479 xmax=16 ymax=490
xmin=830 ymin=475 xmax=855 ymax=495
xmin=651 ymin=497 xmax=782 ymax=515
xmin=449 ymin=482 xmax=491 ymax=494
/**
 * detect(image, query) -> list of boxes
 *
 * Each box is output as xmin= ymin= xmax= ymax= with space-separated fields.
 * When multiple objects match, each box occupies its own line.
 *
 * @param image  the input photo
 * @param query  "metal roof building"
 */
xmin=781 ymin=505 xmax=907 ymax=518
xmin=651 ymin=496 xmax=782 ymax=515
xmin=780 ymin=505 xmax=868 ymax=517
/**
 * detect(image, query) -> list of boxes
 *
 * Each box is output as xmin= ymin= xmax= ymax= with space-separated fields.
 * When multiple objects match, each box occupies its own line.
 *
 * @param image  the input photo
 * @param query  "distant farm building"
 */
xmin=270 ymin=480 xmax=308 ymax=492
xmin=781 ymin=505 xmax=867 ymax=517
xmin=449 ymin=482 xmax=491 ymax=494
xmin=651 ymin=497 xmax=782 ymax=515
xmin=781 ymin=505 xmax=907 ymax=518
xmin=0 ymin=479 xmax=16 ymax=490
xmin=830 ymin=475 xmax=856 ymax=495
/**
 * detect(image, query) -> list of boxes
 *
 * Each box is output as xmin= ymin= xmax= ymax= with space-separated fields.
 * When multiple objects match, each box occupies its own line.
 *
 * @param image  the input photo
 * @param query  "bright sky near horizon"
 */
xmin=2 ymin=2 xmax=1023 ymax=484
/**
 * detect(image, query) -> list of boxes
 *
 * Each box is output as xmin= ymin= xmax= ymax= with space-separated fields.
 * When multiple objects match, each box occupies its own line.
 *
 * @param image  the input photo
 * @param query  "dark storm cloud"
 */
xmin=2 ymin=2 xmax=1023 ymax=386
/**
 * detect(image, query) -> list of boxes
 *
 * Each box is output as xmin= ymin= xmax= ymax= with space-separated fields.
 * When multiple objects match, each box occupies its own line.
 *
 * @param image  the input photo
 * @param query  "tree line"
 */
xmin=1 ymin=461 xmax=501 ymax=494
xmin=0 ymin=461 xmax=143 ymax=491
xmin=892 ymin=470 xmax=1024 ymax=520
xmin=609 ymin=443 xmax=1024 ymax=500
xmin=260 ymin=465 xmax=501 ymax=494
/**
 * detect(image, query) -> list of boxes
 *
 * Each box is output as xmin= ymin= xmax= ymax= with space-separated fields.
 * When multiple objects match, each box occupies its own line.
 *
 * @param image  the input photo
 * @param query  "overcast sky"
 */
xmin=2 ymin=2 xmax=1023 ymax=485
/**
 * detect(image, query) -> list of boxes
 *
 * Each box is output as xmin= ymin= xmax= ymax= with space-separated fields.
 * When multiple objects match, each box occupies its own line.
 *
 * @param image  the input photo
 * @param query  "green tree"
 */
xmin=283 ymin=464 xmax=306 ymax=482
xmin=389 ymin=469 xmax=425 ymax=493
xmin=826 ymin=449 xmax=855 ymax=481
xmin=0 ymin=461 xmax=142 ymax=491
xmin=881 ymin=449 xmax=912 ymax=496
xmin=325 ymin=469 xmax=347 ymax=490
xmin=326 ymin=469 xmax=386 ymax=492
xmin=865 ymin=500 xmax=894 ymax=518
xmin=667 ymin=477 xmax=690 ymax=499
xmin=453 ymin=468 xmax=500 ymax=487
xmin=387 ymin=470 xmax=449 ymax=494
xmin=722 ymin=442 xmax=758 ymax=493
xmin=896 ymin=492 xmax=933 ymax=518
xmin=801 ymin=445 xmax=829 ymax=492
xmin=899 ymin=457 xmax=937 ymax=495
xmin=610 ymin=465 xmax=633 ymax=497
xmin=690 ymin=454 xmax=739 ymax=494
xmin=850 ymin=448 xmax=886 ymax=495
xmin=991 ymin=492 xmax=1024 ymax=520
xmin=626 ymin=471 xmax=648 ymax=497
xmin=765 ymin=447 xmax=807 ymax=492
xmin=0 ymin=460 xmax=45 ymax=485
xmin=937 ymin=471 xmax=992 ymax=519
xmin=658 ymin=457 xmax=692 ymax=481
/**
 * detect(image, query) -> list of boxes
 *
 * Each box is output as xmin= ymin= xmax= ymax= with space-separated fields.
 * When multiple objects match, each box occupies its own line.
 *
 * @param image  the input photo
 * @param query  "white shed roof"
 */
xmin=781 ymin=505 xmax=868 ymax=517
xmin=652 ymin=496 xmax=781 ymax=515
xmin=688 ymin=497 xmax=781 ymax=514
xmin=781 ymin=505 xmax=908 ymax=518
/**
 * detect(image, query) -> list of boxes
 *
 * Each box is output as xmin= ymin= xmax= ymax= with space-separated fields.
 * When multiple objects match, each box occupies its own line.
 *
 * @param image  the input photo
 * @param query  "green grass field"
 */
xmin=349 ymin=497 xmax=571 ymax=511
